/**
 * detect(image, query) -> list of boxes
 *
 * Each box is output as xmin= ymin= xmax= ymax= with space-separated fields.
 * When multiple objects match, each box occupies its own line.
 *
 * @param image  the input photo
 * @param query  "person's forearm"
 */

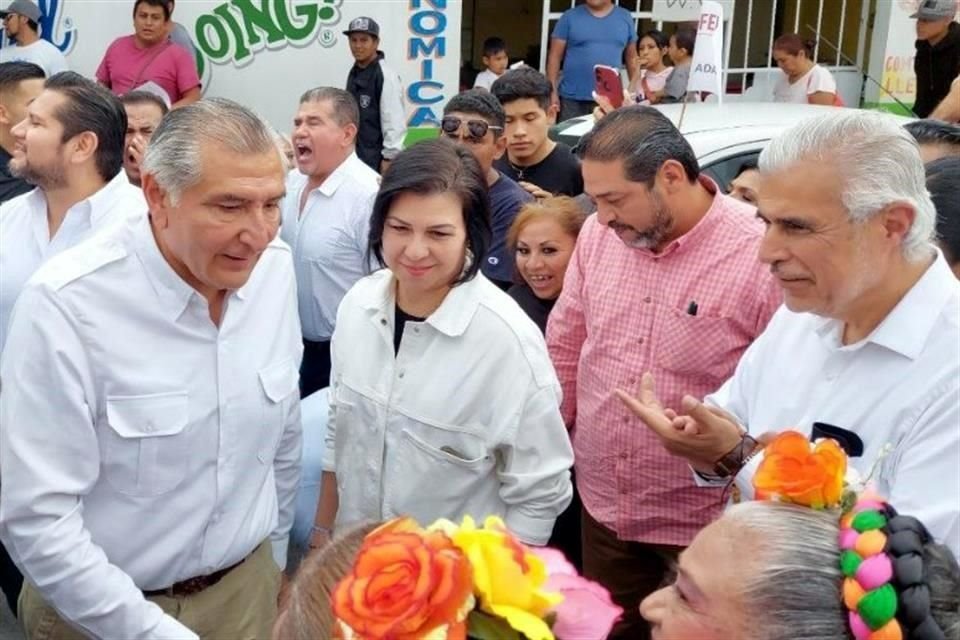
xmin=546 ymin=53 xmax=561 ymax=94
xmin=314 ymin=472 xmax=339 ymax=529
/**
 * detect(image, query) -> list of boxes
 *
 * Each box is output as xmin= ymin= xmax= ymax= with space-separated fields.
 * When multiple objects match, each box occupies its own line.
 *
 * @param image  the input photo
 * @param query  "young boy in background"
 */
xmin=492 ymin=67 xmax=584 ymax=198
xmin=474 ymin=37 xmax=509 ymax=91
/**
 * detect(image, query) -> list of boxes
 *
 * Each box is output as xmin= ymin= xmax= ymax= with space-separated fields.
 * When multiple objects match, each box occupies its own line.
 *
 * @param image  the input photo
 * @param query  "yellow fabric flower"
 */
xmin=431 ymin=516 xmax=563 ymax=640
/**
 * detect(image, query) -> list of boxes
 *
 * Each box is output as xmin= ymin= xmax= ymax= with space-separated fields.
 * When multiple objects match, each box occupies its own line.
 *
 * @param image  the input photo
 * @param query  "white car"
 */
xmin=550 ymin=103 xmax=910 ymax=190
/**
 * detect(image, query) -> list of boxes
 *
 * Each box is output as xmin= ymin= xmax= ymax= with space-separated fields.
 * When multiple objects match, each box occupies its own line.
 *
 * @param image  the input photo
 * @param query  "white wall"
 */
xmin=2 ymin=0 xmax=462 ymax=134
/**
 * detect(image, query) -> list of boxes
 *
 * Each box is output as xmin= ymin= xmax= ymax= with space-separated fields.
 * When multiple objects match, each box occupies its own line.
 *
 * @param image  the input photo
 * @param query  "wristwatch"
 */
xmin=712 ymin=434 xmax=762 ymax=478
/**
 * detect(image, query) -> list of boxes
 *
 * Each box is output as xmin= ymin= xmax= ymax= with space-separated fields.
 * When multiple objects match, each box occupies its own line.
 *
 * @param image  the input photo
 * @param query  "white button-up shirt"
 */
xmin=704 ymin=252 xmax=960 ymax=558
xmin=279 ymin=153 xmax=379 ymax=341
xmin=0 ymin=213 xmax=303 ymax=639
xmin=324 ymin=269 xmax=574 ymax=545
xmin=0 ymin=171 xmax=146 ymax=353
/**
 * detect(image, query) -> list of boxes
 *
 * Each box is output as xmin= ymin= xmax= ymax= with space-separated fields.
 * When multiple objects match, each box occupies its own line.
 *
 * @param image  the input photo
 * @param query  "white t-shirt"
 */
xmin=0 ymin=39 xmax=69 ymax=76
xmin=474 ymin=69 xmax=502 ymax=91
xmin=773 ymin=64 xmax=837 ymax=103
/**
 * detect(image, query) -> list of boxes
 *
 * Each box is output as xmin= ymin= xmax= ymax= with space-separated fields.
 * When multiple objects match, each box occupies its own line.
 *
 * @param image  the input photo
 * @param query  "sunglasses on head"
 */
xmin=440 ymin=116 xmax=502 ymax=142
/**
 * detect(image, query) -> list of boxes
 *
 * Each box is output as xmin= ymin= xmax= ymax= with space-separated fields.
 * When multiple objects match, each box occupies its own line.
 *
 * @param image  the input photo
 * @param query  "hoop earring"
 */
xmin=460 ymin=247 xmax=475 ymax=279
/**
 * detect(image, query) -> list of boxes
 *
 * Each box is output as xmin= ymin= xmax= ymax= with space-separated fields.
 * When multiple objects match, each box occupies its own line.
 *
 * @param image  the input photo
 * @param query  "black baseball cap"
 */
xmin=343 ymin=16 xmax=380 ymax=38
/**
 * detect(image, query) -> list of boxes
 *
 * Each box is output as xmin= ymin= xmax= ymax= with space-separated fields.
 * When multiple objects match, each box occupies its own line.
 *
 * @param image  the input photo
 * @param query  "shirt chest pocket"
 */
xmin=383 ymin=419 xmax=497 ymax=523
xmin=257 ymin=358 xmax=300 ymax=464
xmin=657 ymin=308 xmax=746 ymax=384
xmin=102 ymin=391 xmax=189 ymax=497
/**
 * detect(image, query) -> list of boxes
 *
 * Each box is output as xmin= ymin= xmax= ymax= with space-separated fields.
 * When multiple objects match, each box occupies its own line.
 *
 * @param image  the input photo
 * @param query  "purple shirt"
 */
xmin=96 ymin=35 xmax=200 ymax=103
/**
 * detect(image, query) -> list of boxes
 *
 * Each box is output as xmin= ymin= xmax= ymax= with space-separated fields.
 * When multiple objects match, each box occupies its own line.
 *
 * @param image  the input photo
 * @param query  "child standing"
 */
xmin=660 ymin=27 xmax=697 ymax=103
xmin=474 ymin=37 xmax=510 ymax=91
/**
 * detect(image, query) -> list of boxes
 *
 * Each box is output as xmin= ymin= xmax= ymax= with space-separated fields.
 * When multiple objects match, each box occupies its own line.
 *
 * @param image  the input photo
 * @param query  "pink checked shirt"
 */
xmin=547 ymin=178 xmax=781 ymax=546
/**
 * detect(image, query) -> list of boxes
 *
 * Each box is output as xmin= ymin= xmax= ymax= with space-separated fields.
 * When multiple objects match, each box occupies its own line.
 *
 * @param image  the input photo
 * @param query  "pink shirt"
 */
xmin=546 ymin=177 xmax=781 ymax=546
xmin=96 ymin=35 xmax=200 ymax=104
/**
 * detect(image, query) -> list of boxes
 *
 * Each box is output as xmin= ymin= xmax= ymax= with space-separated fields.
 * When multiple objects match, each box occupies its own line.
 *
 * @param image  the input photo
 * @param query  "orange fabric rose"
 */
xmin=333 ymin=517 xmax=474 ymax=640
xmin=753 ymin=431 xmax=847 ymax=509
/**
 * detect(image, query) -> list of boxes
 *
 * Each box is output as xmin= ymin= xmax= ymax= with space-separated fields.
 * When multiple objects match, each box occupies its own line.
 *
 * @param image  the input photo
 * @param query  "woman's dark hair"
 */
xmin=926 ymin=156 xmax=960 ymax=266
xmin=774 ymin=33 xmax=816 ymax=58
xmin=672 ymin=27 xmax=697 ymax=57
xmin=640 ymin=29 xmax=669 ymax=51
xmin=368 ymin=138 xmax=492 ymax=285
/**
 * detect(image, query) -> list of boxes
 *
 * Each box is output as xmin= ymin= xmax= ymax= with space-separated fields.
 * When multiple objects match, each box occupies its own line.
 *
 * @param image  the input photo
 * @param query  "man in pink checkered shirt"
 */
xmin=546 ymin=106 xmax=781 ymax=640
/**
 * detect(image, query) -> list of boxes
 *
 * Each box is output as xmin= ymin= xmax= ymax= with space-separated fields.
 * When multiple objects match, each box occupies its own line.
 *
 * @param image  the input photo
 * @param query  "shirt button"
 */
xmin=380 ymin=318 xmax=387 ymax=325
xmin=619 ymin=488 xmax=628 ymax=495
xmin=628 ymin=378 xmax=637 ymax=385
xmin=398 ymin=370 xmax=405 ymax=379
xmin=643 ymin=296 xmax=652 ymax=303
xmin=413 ymin=327 xmax=420 ymax=334
xmin=620 ymin=452 xmax=628 ymax=460
xmin=622 ymin=416 xmax=630 ymax=423
xmin=638 ymin=338 xmax=644 ymax=345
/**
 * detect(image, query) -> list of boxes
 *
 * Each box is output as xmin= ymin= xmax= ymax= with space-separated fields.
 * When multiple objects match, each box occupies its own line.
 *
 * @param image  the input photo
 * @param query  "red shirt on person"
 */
xmin=96 ymin=36 xmax=199 ymax=104
xmin=546 ymin=176 xmax=782 ymax=546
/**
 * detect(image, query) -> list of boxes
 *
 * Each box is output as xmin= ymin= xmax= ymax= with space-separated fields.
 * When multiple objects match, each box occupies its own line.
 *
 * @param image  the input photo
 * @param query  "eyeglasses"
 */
xmin=440 ymin=116 xmax=502 ymax=143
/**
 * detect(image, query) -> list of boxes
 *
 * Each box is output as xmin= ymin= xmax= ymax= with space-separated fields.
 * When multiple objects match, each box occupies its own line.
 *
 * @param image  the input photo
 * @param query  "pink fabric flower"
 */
xmin=532 ymin=548 xmax=623 ymax=640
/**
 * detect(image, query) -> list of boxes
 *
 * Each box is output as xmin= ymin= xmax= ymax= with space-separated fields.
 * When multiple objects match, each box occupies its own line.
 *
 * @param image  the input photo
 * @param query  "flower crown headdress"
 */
xmin=752 ymin=431 xmax=946 ymax=640
xmin=331 ymin=515 xmax=623 ymax=640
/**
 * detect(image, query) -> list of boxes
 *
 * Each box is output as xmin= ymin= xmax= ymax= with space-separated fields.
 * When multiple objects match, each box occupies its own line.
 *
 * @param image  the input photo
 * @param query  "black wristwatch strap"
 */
xmin=713 ymin=434 xmax=762 ymax=478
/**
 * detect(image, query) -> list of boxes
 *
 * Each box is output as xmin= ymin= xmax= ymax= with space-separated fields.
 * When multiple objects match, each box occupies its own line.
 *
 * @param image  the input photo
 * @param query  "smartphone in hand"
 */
xmin=594 ymin=64 xmax=624 ymax=109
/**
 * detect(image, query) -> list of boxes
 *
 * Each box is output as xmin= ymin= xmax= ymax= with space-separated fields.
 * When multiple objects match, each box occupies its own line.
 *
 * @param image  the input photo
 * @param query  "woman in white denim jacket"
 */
xmin=311 ymin=139 xmax=574 ymax=548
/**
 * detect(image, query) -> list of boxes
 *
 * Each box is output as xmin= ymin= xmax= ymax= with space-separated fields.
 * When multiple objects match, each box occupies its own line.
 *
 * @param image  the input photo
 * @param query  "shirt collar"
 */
xmin=814 ymin=250 xmax=957 ymax=358
xmin=87 ymin=171 xmax=136 ymax=225
xmin=640 ymin=175 xmax=729 ymax=258
xmin=315 ymin=152 xmax=360 ymax=198
xmin=359 ymin=270 xmax=485 ymax=337
xmin=133 ymin=212 xmax=196 ymax=321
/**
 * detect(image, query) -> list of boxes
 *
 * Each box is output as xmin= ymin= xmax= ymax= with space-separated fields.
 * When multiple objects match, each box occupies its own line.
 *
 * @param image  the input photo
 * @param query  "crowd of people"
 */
xmin=0 ymin=0 xmax=959 ymax=638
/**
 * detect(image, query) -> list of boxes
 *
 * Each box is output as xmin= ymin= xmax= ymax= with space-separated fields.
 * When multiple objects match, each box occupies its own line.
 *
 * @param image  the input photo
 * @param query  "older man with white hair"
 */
xmin=619 ymin=109 xmax=960 ymax=559
xmin=0 ymin=98 xmax=302 ymax=639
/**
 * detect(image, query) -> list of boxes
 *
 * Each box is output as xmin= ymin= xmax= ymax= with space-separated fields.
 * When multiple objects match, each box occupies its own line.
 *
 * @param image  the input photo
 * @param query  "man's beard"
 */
xmin=609 ymin=190 xmax=674 ymax=250
xmin=10 ymin=156 xmax=69 ymax=190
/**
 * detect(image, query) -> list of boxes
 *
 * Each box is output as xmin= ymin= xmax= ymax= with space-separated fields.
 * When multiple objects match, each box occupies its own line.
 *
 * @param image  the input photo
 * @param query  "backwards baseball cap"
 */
xmin=0 ymin=0 xmax=42 ymax=22
xmin=910 ymin=0 xmax=957 ymax=20
xmin=342 ymin=16 xmax=380 ymax=38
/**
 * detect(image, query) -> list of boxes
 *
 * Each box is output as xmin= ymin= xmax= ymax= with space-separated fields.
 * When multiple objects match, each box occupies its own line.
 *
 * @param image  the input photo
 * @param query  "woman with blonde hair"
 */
xmin=507 ymin=195 xmax=587 ymax=334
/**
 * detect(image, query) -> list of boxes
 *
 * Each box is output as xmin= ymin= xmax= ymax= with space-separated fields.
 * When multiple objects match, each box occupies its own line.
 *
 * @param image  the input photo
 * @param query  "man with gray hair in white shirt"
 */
xmin=282 ymin=86 xmax=380 ymax=397
xmin=618 ymin=109 xmax=960 ymax=560
xmin=0 ymin=98 xmax=302 ymax=639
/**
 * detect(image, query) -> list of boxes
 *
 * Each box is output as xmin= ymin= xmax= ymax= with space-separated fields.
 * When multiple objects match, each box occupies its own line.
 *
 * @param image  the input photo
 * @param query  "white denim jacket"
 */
xmin=324 ymin=269 xmax=573 ymax=545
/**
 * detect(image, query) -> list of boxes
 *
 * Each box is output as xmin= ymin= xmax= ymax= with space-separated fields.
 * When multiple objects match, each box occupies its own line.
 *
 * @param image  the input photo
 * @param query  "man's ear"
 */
xmin=0 ymin=103 xmax=9 ymax=127
xmin=878 ymin=202 xmax=917 ymax=251
xmin=142 ymin=172 xmax=170 ymax=227
xmin=546 ymin=103 xmax=559 ymax=126
xmin=492 ymin=133 xmax=508 ymax=161
xmin=67 ymin=131 xmax=99 ymax=167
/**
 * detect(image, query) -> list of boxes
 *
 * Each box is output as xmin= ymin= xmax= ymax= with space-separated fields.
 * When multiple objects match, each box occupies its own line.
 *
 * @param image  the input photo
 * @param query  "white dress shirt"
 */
xmin=0 ymin=213 xmax=303 ymax=639
xmin=324 ymin=269 xmax=574 ymax=545
xmin=0 ymin=171 xmax=146 ymax=353
xmin=279 ymin=153 xmax=379 ymax=341
xmin=703 ymin=252 xmax=960 ymax=558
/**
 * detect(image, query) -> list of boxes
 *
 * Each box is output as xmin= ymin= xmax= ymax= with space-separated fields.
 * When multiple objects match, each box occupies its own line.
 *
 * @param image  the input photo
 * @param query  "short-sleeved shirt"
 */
xmin=663 ymin=62 xmax=693 ymax=102
xmin=552 ymin=5 xmax=637 ymax=101
xmin=95 ymin=35 xmax=200 ymax=104
xmin=773 ymin=64 xmax=837 ymax=104
xmin=485 ymin=172 xmax=534 ymax=286
xmin=495 ymin=143 xmax=584 ymax=197
xmin=0 ymin=39 xmax=69 ymax=76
